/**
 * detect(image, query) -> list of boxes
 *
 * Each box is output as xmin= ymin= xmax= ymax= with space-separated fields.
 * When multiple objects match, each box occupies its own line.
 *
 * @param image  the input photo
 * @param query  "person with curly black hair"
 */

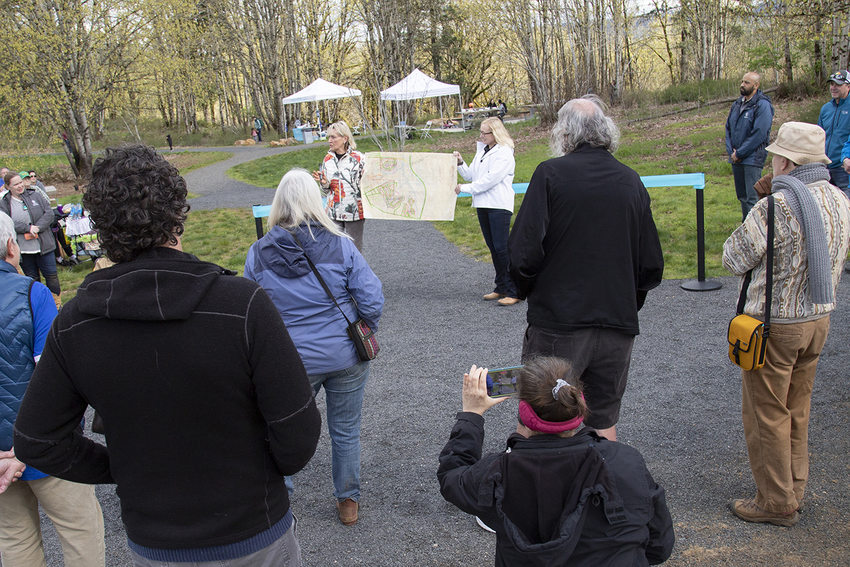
xmin=82 ymin=145 xmax=189 ymax=263
xmin=14 ymin=145 xmax=321 ymax=566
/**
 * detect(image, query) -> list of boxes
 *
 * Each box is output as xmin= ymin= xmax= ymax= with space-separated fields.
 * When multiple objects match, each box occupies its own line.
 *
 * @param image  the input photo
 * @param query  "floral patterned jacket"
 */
xmin=321 ymin=149 xmax=365 ymax=222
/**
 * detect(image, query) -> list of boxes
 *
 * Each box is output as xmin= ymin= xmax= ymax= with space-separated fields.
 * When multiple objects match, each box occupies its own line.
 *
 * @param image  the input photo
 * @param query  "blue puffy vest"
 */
xmin=0 ymin=269 xmax=35 ymax=451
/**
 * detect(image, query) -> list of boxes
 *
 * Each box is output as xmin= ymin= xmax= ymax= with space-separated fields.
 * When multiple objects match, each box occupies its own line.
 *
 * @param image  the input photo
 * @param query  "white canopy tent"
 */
xmin=380 ymin=69 xmax=460 ymax=101
xmin=281 ymin=78 xmax=362 ymax=136
xmin=281 ymin=78 xmax=362 ymax=104
xmin=379 ymin=69 xmax=463 ymax=130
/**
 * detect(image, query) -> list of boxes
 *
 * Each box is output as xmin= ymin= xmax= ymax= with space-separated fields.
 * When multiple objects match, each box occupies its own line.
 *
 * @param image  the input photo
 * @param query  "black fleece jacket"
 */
xmin=14 ymin=247 xmax=321 ymax=549
xmin=438 ymin=413 xmax=674 ymax=566
xmin=508 ymin=145 xmax=664 ymax=335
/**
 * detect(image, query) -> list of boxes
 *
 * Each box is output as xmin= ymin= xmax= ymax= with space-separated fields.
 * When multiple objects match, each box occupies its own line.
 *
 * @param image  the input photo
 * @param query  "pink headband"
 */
xmin=518 ymin=400 xmax=584 ymax=434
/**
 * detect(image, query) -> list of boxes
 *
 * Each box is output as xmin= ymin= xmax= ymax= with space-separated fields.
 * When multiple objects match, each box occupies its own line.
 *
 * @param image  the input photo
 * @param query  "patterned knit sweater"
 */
xmin=723 ymin=179 xmax=850 ymax=322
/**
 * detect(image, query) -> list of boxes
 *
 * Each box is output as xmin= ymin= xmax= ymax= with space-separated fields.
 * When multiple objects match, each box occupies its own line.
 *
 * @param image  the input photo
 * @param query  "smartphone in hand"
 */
xmin=486 ymin=366 xmax=522 ymax=398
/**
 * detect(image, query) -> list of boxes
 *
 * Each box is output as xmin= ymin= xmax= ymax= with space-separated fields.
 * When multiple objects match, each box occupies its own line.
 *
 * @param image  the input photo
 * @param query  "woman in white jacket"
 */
xmin=454 ymin=117 xmax=519 ymax=305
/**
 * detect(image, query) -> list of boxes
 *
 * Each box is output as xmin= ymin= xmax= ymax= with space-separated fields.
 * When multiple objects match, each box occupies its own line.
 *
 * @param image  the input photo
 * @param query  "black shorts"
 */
xmin=521 ymin=325 xmax=635 ymax=429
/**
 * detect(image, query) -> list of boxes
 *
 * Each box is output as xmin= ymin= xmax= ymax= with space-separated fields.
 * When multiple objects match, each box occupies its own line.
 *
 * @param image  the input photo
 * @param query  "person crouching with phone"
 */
xmin=437 ymin=357 xmax=674 ymax=566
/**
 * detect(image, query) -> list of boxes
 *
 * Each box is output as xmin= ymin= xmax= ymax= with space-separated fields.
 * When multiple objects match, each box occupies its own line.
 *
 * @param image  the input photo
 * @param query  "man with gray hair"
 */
xmin=0 ymin=211 xmax=106 ymax=565
xmin=508 ymin=95 xmax=664 ymax=441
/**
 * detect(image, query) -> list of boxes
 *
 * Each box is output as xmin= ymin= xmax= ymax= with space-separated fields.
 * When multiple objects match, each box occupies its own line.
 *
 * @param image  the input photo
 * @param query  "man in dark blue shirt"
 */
xmin=725 ymin=72 xmax=774 ymax=221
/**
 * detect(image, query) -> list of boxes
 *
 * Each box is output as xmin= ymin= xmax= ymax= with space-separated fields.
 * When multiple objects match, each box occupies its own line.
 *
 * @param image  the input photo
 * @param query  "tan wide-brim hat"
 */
xmin=765 ymin=122 xmax=830 ymax=165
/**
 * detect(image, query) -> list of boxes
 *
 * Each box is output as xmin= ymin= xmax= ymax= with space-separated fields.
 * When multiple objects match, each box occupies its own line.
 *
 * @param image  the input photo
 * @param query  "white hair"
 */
xmin=268 ymin=168 xmax=349 ymax=240
xmin=0 ymin=211 xmax=15 ymax=259
xmin=550 ymin=95 xmax=620 ymax=156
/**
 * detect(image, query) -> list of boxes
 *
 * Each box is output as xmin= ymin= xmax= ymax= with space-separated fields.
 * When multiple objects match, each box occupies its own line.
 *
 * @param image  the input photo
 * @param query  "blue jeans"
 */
xmin=731 ymin=163 xmax=761 ymax=221
xmin=20 ymin=252 xmax=60 ymax=294
xmin=302 ymin=360 xmax=370 ymax=501
xmin=476 ymin=208 xmax=517 ymax=297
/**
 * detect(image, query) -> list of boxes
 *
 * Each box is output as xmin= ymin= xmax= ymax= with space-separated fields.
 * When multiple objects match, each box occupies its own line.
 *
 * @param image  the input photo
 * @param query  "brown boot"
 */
xmin=730 ymin=498 xmax=799 ymax=527
xmin=53 ymin=293 xmax=62 ymax=310
xmin=336 ymin=498 xmax=358 ymax=526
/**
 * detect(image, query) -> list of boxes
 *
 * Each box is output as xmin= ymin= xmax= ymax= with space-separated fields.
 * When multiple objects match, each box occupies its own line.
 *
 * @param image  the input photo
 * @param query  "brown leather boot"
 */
xmin=336 ymin=498 xmax=358 ymax=526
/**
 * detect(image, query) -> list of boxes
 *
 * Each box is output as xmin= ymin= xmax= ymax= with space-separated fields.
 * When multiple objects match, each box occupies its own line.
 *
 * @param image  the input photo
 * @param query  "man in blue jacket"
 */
xmin=725 ymin=71 xmax=774 ymax=221
xmin=819 ymin=70 xmax=850 ymax=191
xmin=0 ymin=211 xmax=105 ymax=566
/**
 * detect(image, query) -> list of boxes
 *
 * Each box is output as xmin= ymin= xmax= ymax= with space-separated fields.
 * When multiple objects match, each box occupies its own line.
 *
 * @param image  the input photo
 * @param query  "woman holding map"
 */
xmin=313 ymin=121 xmax=366 ymax=251
xmin=453 ymin=117 xmax=519 ymax=306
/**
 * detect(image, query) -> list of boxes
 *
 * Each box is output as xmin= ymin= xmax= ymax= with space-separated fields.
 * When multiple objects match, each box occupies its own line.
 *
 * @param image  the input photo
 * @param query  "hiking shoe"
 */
xmin=730 ymin=498 xmax=799 ymax=527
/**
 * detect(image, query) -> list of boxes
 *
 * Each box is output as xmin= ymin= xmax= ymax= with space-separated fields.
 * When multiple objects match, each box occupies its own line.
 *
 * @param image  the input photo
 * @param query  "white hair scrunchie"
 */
xmin=552 ymin=379 xmax=571 ymax=400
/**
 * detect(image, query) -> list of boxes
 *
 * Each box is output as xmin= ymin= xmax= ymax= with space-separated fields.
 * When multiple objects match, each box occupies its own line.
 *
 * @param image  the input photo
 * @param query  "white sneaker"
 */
xmin=475 ymin=516 xmax=496 ymax=533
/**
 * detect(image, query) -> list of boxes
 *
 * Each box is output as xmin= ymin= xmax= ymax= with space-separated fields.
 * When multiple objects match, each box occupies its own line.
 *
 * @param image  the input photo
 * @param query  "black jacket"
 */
xmin=14 ymin=247 xmax=321 ymax=549
xmin=508 ymin=145 xmax=663 ymax=335
xmin=438 ymin=413 xmax=674 ymax=566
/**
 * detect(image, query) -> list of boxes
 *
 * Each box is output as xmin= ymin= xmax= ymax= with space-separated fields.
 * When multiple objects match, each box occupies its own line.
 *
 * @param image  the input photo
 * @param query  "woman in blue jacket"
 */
xmin=244 ymin=169 xmax=384 ymax=527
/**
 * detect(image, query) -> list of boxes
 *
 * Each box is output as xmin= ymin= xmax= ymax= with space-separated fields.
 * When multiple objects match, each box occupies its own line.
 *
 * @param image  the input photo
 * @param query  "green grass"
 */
xmin=181 ymin=208 xmax=257 ymax=273
xmin=0 ymin=154 xmax=69 ymax=174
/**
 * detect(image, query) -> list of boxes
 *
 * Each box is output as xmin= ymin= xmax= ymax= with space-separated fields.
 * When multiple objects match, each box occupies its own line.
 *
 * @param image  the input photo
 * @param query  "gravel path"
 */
xmin=182 ymin=143 xmax=324 ymax=210
xmin=35 ymin=155 xmax=850 ymax=566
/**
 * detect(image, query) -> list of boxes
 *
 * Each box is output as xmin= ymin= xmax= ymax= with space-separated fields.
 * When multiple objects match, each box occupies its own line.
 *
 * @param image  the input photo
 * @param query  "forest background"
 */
xmin=0 ymin=0 xmax=848 ymax=179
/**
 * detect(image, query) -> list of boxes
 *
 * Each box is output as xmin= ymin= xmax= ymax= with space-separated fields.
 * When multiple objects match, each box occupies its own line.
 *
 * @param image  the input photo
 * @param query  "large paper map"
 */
xmin=360 ymin=152 xmax=457 ymax=221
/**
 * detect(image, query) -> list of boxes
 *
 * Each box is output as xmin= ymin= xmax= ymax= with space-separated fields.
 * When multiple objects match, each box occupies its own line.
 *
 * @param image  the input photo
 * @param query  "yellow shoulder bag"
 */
xmin=728 ymin=195 xmax=773 ymax=371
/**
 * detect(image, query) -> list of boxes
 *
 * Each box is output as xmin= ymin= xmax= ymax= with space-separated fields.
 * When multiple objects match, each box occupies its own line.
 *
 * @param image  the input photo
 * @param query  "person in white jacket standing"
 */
xmin=454 ymin=117 xmax=520 ymax=305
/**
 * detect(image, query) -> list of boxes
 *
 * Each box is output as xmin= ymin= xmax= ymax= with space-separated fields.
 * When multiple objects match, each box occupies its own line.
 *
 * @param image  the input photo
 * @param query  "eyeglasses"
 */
xmin=480 ymin=130 xmax=493 ymax=135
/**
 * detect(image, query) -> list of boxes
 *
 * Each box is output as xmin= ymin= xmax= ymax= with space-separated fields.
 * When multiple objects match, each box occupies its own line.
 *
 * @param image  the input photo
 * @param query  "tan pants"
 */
xmin=0 ymin=476 xmax=105 ymax=567
xmin=741 ymin=316 xmax=830 ymax=515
